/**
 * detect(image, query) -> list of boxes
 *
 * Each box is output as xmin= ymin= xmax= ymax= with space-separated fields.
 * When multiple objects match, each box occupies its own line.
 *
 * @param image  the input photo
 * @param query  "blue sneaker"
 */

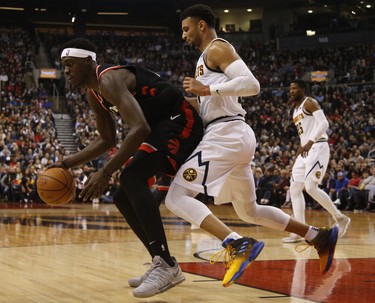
xmin=212 ymin=237 xmax=264 ymax=287
xmin=309 ymin=226 xmax=339 ymax=273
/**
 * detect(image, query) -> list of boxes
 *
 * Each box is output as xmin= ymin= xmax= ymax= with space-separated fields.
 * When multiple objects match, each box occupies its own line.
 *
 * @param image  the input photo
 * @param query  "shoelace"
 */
xmin=141 ymin=262 xmax=155 ymax=278
xmin=142 ymin=261 xmax=176 ymax=287
xmin=294 ymin=227 xmax=331 ymax=253
xmin=209 ymin=245 xmax=234 ymax=269
xmin=295 ymin=242 xmax=312 ymax=253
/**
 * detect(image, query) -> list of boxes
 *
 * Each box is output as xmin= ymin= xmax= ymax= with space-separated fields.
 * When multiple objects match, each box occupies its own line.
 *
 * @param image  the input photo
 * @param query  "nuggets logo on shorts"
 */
xmin=183 ymin=168 xmax=197 ymax=181
xmin=315 ymin=171 xmax=321 ymax=179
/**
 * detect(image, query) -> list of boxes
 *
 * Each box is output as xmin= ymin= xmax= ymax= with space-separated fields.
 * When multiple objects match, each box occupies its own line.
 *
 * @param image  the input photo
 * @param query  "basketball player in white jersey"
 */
xmin=162 ymin=4 xmax=338 ymax=287
xmin=282 ymin=80 xmax=350 ymax=243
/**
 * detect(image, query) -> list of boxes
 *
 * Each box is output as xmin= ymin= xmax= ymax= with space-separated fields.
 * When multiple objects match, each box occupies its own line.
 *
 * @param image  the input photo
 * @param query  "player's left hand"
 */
xmin=79 ymin=170 xmax=110 ymax=201
xmin=300 ymin=141 xmax=314 ymax=158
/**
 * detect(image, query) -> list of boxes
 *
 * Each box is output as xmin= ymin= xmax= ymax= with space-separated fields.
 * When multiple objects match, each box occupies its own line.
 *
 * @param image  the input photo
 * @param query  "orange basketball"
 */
xmin=37 ymin=167 xmax=76 ymax=206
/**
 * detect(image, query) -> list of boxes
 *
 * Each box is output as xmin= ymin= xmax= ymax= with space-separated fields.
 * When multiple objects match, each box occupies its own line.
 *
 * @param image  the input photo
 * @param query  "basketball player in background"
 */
xmin=283 ymin=79 xmax=351 ymax=243
xmin=162 ymin=3 xmax=339 ymax=287
xmin=56 ymin=37 xmax=204 ymax=298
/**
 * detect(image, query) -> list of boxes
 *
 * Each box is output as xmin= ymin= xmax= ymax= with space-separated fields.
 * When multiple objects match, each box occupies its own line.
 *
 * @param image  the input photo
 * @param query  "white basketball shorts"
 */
xmin=173 ymin=120 xmax=257 ymax=205
xmin=292 ymin=141 xmax=330 ymax=183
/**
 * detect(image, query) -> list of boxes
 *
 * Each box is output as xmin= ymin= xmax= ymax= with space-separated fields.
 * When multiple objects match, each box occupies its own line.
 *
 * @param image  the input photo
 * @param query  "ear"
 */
xmin=198 ymin=20 xmax=206 ymax=31
xmin=86 ymin=57 xmax=93 ymax=64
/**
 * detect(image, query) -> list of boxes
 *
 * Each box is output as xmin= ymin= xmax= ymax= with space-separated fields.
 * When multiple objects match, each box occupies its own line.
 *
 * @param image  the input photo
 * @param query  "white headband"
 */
xmin=61 ymin=48 xmax=96 ymax=61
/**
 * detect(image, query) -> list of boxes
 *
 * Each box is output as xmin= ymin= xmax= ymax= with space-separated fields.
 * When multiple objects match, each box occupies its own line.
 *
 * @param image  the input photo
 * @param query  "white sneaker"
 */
xmin=333 ymin=199 xmax=341 ymax=205
xmin=132 ymin=256 xmax=185 ymax=298
xmin=335 ymin=214 xmax=351 ymax=238
xmin=282 ymin=233 xmax=304 ymax=243
xmin=128 ymin=261 xmax=154 ymax=288
xmin=128 ymin=256 xmax=180 ymax=287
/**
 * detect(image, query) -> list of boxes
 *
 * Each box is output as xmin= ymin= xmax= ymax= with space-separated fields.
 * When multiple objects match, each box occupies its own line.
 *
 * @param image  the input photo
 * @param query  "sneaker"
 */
xmin=335 ymin=214 xmax=351 ymax=238
xmin=218 ymin=237 xmax=264 ymax=287
xmin=132 ymin=256 xmax=185 ymax=298
xmin=309 ymin=226 xmax=339 ymax=274
xmin=333 ymin=199 xmax=341 ymax=205
xmin=128 ymin=261 xmax=154 ymax=288
xmin=129 ymin=256 xmax=181 ymax=288
xmin=282 ymin=233 xmax=304 ymax=243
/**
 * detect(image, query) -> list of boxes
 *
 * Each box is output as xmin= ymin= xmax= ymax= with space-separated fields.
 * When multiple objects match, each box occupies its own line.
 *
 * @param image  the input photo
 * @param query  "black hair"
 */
xmin=290 ymin=79 xmax=307 ymax=90
xmin=180 ymin=4 xmax=215 ymax=28
xmin=62 ymin=37 xmax=96 ymax=53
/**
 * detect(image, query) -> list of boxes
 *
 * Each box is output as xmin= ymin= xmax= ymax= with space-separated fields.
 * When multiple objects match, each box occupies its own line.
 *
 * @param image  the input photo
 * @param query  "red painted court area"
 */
xmin=180 ymin=258 xmax=375 ymax=303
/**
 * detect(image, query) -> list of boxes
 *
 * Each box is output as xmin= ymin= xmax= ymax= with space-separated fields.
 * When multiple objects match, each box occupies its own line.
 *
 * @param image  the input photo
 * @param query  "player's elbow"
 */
xmin=321 ymin=119 xmax=329 ymax=131
xmin=251 ymin=78 xmax=261 ymax=95
xmin=240 ymin=77 xmax=260 ymax=96
xmin=138 ymin=123 xmax=152 ymax=139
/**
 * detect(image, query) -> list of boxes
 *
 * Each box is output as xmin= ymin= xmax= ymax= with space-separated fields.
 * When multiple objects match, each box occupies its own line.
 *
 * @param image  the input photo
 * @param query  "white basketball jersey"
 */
xmin=293 ymin=97 xmax=328 ymax=146
xmin=195 ymin=38 xmax=246 ymax=125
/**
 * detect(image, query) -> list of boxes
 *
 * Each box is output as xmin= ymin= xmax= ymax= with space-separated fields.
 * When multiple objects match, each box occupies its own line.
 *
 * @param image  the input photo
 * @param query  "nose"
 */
xmin=182 ymin=32 xmax=187 ymax=40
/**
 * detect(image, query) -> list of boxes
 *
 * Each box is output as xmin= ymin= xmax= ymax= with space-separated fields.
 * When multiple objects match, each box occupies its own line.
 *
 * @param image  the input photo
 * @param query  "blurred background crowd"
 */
xmin=0 ymin=24 xmax=374 ymax=213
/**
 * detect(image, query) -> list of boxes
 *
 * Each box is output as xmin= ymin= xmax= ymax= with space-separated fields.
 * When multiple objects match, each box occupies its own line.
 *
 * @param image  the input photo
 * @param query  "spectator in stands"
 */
xmin=332 ymin=171 xmax=350 ymax=208
xmin=100 ymin=173 xmax=119 ymax=204
xmin=352 ymin=166 xmax=375 ymax=211
xmin=72 ymin=166 xmax=87 ymax=203
xmin=0 ymin=166 xmax=10 ymax=201
xmin=345 ymin=169 xmax=363 ymax=210
xmin=273 ymin=168 xmax=290 ymax=208
xmin=319 ymin=170 xmax=337 ymax=202
xmin=257 ymin=167 xmax=274 ymax=204
xmin=253 ymin=167 xmax=263 ymax=189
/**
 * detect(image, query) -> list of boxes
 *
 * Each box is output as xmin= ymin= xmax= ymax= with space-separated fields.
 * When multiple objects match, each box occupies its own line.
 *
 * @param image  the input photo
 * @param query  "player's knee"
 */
xmin=237 ymin=212 xmax=256 ymax=224
xmin=164 ymin=190 xmax=174 ymax=211
xmin=304 ymin=179 xmax=318 ymax=195
xmin=290 ymin=181 xmax=304 ymax=196
xmin=165 ymin=184 xmax=180 ymax=212
xmin=235 ymin=201 xmax=257 ymax=224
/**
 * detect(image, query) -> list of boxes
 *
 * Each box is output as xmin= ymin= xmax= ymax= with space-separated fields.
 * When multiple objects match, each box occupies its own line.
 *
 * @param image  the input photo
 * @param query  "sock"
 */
xmin=149 ymin=241 xmax=174 ymax=267
xmin=304 ymin=226 xmax=320 ymax=242
xmin=223 ymin=232 xmax=242 ymax=244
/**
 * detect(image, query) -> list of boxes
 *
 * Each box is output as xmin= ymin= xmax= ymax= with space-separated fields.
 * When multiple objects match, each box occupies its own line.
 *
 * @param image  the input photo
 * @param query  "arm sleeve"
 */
xmin=309 ymin=109 xmax=329 ymax=142
xmin=209 ymin=59 xmax=260 ymax=97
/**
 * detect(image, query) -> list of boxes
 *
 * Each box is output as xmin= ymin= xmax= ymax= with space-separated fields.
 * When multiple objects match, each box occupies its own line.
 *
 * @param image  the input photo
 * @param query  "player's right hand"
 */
xmin=183 ymin=77 xmax=209 ymax=96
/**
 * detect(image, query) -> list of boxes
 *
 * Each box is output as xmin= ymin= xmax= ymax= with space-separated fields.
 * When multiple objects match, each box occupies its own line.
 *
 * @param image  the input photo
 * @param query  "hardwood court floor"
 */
xmin=0 ymin=202 xmax=374 ymax=303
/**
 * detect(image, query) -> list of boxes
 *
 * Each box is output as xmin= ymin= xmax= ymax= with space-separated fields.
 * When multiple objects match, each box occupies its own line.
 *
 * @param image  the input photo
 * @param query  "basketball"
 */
xmin=37 ymin=167 xmax=76 ymax=206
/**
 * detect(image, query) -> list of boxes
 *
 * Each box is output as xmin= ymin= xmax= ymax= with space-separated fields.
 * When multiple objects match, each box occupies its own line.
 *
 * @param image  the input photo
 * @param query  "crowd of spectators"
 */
xmin=0 ymin=26 xmax=374 ymax=213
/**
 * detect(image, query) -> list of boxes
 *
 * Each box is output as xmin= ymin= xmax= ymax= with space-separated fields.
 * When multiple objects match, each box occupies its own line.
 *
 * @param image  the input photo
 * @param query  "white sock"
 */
xmin=304 ymin=226 xmax=320 ymax=242
xmin=223 ymin=232 xmax=242 ymax=243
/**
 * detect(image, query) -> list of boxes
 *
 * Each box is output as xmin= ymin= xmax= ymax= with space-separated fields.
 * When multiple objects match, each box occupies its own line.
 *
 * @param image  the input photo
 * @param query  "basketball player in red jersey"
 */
xmin=57 ymin=38 xmax=203 ymax=298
